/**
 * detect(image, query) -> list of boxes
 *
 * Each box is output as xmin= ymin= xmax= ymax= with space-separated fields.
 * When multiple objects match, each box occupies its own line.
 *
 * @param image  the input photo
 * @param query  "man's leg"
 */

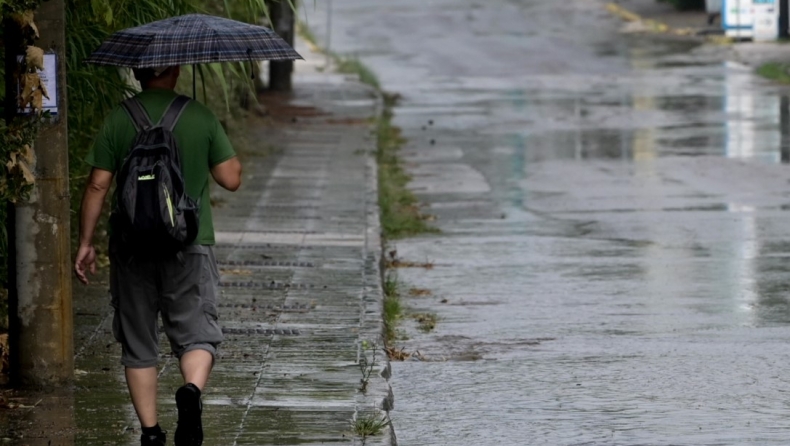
xmin=125 ymin=367 xmax=159 ymax=428
xmin=174 ymin=349 xmax=213 ymax=446
xmin=179 ymin=349 xmax=213 ymax=389
xmin=110 ymin=246 xmax=163 ymax=444
xmin=160 ymin=246 xmax=224 ymax=446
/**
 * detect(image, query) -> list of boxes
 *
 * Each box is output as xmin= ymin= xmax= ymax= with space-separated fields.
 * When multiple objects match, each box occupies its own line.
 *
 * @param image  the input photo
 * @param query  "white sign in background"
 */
xmin=16 ymin=53 xmax=58 ymax=115
xmin=753 ymin=0 xmax=779 ymax=41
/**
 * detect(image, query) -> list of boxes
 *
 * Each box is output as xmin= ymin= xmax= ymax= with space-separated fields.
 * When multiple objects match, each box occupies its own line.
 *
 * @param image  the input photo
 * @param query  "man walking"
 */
xmin=74 ymin=65 xmax=242 ymax=446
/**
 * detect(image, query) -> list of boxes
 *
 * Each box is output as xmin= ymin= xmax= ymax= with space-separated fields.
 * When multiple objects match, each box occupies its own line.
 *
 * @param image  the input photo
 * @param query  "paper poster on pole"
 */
xmin=724 ymin=0 xmax=755 ymax=38
xmin=753 ymin=0 xmax=778 ymax=41
xmin=16 ymin=53 xmax=58 ymax=115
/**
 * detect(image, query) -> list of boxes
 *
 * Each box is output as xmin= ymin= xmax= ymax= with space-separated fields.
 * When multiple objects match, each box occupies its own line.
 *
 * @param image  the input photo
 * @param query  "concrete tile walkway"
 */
xmin=0 ymin=39 xmax=395 ymax=446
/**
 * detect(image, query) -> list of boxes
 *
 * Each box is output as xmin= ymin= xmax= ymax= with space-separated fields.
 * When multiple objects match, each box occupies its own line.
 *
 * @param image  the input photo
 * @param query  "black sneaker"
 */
xmin=174 ymin=383 xmax=203 ymax=446
xmin=141 ymin=430 xmax=166 ymax=446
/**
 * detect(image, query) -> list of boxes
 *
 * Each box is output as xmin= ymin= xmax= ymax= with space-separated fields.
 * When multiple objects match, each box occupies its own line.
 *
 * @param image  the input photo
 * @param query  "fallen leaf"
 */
xmin=18 ymin=160 xmax=35 ymax=184
xmin=0 ymin=333 xmax=8 ymax=375
xmin=18 ymin=73 xmax=48 ymax=113
xmin=385 ymin=346 xmax=411 ymax=361
xmin=25 ymin=46 xmax=44 ymax=71
xmin=11 ymin=11 xmax=39 ymax=39
xmin=31 ymin=88 xmax=44 ymax=112
xmin=22 ymin=144 xmax=34 ymax=165
xmin=5 ymin=152 xmax=18 ymax=171
xmin=220 ymin=268 xmax=252 ymax=276
xmin=18 ymin=73 xmax=38 ymax=109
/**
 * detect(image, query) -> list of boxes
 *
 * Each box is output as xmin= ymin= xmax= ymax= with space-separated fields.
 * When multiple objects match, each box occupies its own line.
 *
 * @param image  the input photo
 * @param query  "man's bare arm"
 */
xmin=74 ymin=168 xmax=113 ymax=284
xmin=211 ymin=156 xmax=242 ymax=191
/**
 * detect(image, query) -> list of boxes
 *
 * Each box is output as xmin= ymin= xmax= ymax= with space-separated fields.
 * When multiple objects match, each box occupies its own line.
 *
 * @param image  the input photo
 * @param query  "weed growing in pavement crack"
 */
xmin=412 ymin=313 xmax=438 ymax=332
xmin=351 ymin=411 xmax=391 ymax=440
xmin=383 ymin=274 xmax=402 ymax=343
xmin=358 ymin=340 xmax=379 ymax=393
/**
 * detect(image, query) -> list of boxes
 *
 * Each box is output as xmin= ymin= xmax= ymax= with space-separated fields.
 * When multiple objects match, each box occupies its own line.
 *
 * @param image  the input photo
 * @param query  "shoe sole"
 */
xmin=175 ymin=386 xmax=203 ymax=446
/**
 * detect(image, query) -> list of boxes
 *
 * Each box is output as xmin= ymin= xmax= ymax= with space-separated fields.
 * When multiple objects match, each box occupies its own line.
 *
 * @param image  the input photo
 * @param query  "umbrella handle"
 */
xmin=247 ymin=48 xmax=255 ymax=80
xmin=192 ymin=64 xmax=196 ymax=100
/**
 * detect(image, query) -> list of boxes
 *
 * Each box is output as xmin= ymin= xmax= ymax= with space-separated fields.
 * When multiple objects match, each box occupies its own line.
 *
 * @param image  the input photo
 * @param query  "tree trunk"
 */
xmin=269 ymin=0 xmax=295 ymax=91
xmin=7 ymin=0 xmax=73 ymax=387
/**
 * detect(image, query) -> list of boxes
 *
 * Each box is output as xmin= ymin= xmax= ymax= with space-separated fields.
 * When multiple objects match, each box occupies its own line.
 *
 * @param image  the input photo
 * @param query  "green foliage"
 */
xmin=377 ymin=111 xmax=438 ymax=239
xmin=756 ymin=63 xmax=790 ymax=84
xmin=0 ymin=116 xmax=43 ymax=205
xmin=1 ymin=0 xmax=40 ymax=13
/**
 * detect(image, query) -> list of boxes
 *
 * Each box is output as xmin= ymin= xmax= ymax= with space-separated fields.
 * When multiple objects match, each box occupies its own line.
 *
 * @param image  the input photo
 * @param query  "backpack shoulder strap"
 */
xmin=158 ymin=95 xmax=191 ymax=132
xmin=120 ymin=97 xmax=153 ymax=132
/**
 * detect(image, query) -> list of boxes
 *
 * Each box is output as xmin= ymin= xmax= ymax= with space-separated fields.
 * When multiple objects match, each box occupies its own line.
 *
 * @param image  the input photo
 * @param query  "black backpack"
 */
xmin=112 ymin=95 xmax=199 ymax=258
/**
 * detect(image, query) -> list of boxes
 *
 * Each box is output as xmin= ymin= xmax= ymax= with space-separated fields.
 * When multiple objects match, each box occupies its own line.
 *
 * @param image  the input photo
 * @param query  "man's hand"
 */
xmin=74 ymin=245 xmax=97 ymax=285
xmin=76 ymin=167 xmax=113 ymax=285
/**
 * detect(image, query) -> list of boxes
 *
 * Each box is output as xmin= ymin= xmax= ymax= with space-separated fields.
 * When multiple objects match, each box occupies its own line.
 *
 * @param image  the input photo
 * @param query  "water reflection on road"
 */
xmin=307 ymin=0 xmax=790 ymax=444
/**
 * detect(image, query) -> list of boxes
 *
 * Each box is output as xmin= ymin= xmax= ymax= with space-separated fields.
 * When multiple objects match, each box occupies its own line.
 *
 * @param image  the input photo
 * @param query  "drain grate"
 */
xmin=219 ymin=281 xmax=314 ymax=290
xmin=230 ymin=230 xmax=318 ymax=234
xmin=221 ymin=327 xmax=301 ymax=335
xmin=216 ymin=244 xmax=319 ymax=250
xmin=219 ymin=260 xmax=315 ymax=268
xmin=256 ymin=205 xmax=320 ymax=211
xmin=254 ymin=215 xmax=322 ymax=220
xmin=218 ymin=303 xmax=311 ymax=311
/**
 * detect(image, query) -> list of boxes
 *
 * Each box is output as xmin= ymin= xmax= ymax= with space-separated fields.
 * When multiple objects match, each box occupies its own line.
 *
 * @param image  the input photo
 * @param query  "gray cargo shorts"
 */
xmin=109 ymin=244 xmax=224 ymax=368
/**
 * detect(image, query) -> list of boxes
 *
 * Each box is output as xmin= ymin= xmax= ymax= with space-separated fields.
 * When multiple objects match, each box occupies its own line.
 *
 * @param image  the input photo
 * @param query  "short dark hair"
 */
xmin=132 ymin=66 xmax=175 ymax=86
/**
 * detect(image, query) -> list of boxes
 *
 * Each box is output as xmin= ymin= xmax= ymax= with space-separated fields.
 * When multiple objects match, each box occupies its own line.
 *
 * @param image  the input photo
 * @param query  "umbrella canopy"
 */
xmin=84 ymin=13 xmax=302 ymax=68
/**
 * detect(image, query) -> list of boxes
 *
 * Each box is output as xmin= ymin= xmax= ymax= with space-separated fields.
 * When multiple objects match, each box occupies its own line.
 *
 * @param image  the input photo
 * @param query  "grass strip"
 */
xmin=376 ymin=109 xmax=439 ymax=239
xmin=382 ymin=274 xmax=402 ymax=343
xmin=757 ymin=63 xmax=790 ymax=84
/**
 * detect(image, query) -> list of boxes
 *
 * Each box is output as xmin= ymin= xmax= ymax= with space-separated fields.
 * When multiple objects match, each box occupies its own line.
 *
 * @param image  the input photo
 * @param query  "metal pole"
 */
xmin=8 ymin=0 xmax=73 ymax=386
xmin=780 ymin=0 xmax=789 ymax=38
xmin=326 ymin=0 xmax=333 ymax=68
xmin=781 ymin=95 xmax=790 ymax=163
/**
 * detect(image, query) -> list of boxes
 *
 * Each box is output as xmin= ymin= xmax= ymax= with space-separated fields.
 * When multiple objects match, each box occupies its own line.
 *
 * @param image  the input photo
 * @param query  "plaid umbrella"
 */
xmin=84 ymin=13 xmax=302 ymax=68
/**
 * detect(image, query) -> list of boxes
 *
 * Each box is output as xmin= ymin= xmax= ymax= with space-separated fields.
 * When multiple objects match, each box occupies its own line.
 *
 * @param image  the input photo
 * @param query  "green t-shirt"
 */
xmin=86 ymin=88 xmax=236 ymax=245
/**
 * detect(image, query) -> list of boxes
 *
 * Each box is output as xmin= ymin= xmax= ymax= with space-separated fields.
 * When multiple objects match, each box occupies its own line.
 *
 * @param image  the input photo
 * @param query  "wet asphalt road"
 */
xmin=305 ymin=0 xmax=790 ymax=444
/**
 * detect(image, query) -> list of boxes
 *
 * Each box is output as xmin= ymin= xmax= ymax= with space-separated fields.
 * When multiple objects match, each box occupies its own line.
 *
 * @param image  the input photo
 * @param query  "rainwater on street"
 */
xmin=307 ymin=0 xmax=790 ymax=444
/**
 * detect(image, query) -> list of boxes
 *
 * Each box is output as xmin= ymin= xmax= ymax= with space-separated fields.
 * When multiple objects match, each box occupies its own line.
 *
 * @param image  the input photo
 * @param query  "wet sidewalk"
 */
xmin=0 ymin=39 xmax=395 ymax=446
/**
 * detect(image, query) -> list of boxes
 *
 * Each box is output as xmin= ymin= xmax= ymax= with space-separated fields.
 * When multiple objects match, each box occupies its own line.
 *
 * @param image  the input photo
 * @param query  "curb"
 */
xmin=359 ymin=87 xmax=398 ymax=445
